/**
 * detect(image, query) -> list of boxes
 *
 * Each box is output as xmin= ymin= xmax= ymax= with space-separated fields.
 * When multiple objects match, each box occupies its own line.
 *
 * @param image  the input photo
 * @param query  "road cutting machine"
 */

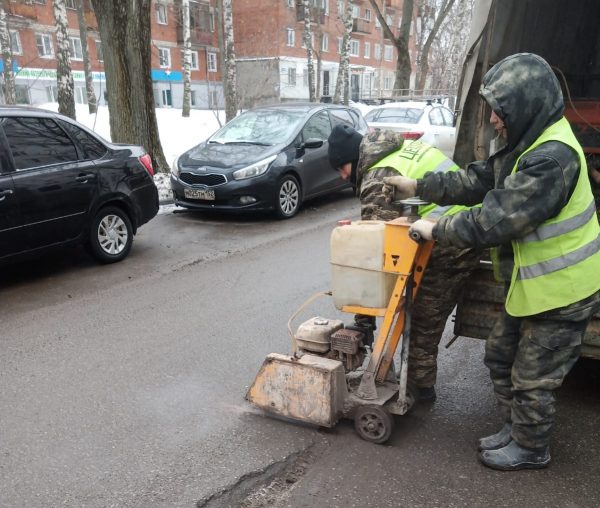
xmin=246 ymin=200 xmax=434 ymax=444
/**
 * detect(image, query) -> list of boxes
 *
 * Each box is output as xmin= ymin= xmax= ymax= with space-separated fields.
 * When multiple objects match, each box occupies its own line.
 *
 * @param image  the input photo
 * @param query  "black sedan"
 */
xmin=0 ymin=106 xmax=159 ymax=264
xmin=171 ymin=102 xmax=368 ymax=218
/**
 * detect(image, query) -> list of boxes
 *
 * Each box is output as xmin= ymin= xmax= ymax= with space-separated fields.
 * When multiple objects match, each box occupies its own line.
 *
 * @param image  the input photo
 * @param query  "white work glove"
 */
xmin=409 ymin=219 xmax=436 ymax=241
xmin=382 ymin=175 xmax=418 ymax=202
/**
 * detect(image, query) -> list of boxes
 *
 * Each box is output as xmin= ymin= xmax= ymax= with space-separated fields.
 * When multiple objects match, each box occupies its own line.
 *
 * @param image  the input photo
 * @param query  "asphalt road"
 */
xmin=1 ymin=190 xmax=599 ymax=507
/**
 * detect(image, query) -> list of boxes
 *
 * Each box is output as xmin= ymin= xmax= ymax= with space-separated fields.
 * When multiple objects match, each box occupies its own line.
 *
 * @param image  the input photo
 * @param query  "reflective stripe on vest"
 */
xmin=505 ymin=117 xmax=600 ymax=316
xmin=367 ymin=140 xmax=468 ymax=218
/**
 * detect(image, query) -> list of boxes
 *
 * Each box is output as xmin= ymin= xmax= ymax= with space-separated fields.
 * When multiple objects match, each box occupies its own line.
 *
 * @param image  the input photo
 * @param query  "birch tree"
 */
xmin=90 ymin=0 xmax=169 ymax=173
xmin=0 ymin=5 xmax=16 ymax=104
xmin=222 ymin=0 xmax=237 ymax=122
xmin=181 ymin=0 xmax=192 ymax=117
xmin=53 ymin=0 xmax=76 ymax=119
xmin=368 ymin=0 xmax=413 ymax=97
xmin=333 ymin=0 xmax=352 ymax=105
xmin=76 ymin=0 xmax=97 ymax=113
xmin=302 ymin=0 xmax=315 ymax=102
xmin=414 ymin=0 xmax=456 ymax=94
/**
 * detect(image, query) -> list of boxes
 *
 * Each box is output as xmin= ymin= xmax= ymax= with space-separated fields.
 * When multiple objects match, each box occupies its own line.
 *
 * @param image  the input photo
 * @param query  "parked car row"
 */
xmin=0 ymin=99 xmax=456 ymax=265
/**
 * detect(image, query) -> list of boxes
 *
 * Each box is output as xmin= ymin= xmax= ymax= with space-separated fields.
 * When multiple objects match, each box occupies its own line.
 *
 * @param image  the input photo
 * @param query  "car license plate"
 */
xmin=184 ymin=188 xmax=215 ymax=200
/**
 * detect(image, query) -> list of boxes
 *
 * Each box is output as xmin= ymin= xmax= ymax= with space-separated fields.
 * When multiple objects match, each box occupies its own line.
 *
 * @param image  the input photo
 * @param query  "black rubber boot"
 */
xmin=478 ymin=422 xmax=512 ymax=451
xmin=478 ymin=440 xmax=550 ymax=471
xmin=418 ymin=386 xmax=436 ymax=401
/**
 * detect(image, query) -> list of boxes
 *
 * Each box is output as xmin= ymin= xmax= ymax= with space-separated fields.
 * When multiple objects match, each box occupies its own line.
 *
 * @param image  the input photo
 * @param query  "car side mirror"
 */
xmin=303 ymin=138 xmax=324 ymax=149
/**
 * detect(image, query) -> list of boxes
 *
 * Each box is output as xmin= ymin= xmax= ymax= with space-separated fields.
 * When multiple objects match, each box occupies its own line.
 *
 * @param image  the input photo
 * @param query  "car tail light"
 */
xmin=402 ymin=131 xmax=424 ymax=140
xmin=139 ymin=153 xmax=155 ymax=177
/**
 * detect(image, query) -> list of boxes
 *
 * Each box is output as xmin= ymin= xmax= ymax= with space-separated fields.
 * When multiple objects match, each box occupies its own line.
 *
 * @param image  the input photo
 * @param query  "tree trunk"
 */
xmin=76 ymin=0 xmax=97 ymax=114
xmin=302 ymin=0 xmax=315 ymax=102
xmin=91 ymin=0 xmax=169 ymax=173
xmin=53 ymin=0 xmax=76 ymax=119
xmin=333 ymin=0 xmax=352 ymax=105
xmin=181 ymin=0 xmax=191 ymax=117
xmin=368 ymin=0 xmax=413 ymax=98
xmin=223 ymin=0 xmax=237 ymax=122
xmin=416 ymin=0 xmax=456 ymax=93
xmin=0 ymin=7 xmax=16 ymax=104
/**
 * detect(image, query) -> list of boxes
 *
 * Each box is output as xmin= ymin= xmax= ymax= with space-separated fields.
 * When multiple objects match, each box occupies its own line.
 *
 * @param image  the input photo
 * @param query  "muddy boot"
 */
xmin=417 ymin=386 xmax=436 ymax=401
xmin=478 ymin=440 xmax=550 ymax=471
xmin=477 ymin=422 xmax=512 ymax=451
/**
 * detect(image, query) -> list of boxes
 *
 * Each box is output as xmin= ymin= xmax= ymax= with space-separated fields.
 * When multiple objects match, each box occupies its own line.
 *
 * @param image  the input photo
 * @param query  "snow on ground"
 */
xmin=38 ymin=103 xmax=225 ymax=202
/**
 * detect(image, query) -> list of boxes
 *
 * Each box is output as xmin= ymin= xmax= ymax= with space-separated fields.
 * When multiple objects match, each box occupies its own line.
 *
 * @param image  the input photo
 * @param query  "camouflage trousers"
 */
xmin=359 ymin=171 xmax=482 ymax=388
xmin=484 ymin=289 xmax=600 ymax=449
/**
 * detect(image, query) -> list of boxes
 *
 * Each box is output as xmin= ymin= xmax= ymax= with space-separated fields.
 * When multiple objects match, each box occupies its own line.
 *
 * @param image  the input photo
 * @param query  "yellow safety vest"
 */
xmin=505 ymin=117 xmax=600 ymax=316
xmin=367 ymin=140 xmax=468 ymax=218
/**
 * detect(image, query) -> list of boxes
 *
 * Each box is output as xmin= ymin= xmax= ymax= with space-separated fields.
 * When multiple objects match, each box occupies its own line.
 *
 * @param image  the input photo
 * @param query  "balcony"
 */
xmin=352 ymin=18 xmax=372 ymax=34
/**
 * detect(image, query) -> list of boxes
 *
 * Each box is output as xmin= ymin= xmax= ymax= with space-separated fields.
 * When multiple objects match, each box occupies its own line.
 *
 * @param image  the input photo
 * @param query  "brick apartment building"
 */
xmin=1 ymin=0 xmax=413 ymax=109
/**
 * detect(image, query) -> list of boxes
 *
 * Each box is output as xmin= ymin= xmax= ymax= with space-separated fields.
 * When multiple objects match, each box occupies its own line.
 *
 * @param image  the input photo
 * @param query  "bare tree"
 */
xmin=76 ymin=0 xmax=97 ymax=113
xmin=53 ymin=0 xmax=76 ymax=119
xmin=0 ymin=4 xmax=16 ymax=104
xmin=333 ymin=0 xmax=352 ymax=104
xmin=90 ymin=0 xmax=169 ymax=173
xmin=181 ymin=0 xmax=192 ymax=117
xmin=414 ymin=0 xmax=456 ymax=94
xmin=368 ymin=0 xmax=413 ymax=97
xmin=222 ymin=0 xmax=237 ymax=122
xmin=302 ymin=0 xmax=315 ymax=102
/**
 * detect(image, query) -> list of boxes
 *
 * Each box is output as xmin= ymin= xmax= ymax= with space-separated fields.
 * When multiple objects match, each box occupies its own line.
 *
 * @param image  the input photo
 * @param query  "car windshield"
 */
xmin=209 ymin=109 xmax=307 ymax=145
xmin=367 ymin=107 xmax=424 ymax=125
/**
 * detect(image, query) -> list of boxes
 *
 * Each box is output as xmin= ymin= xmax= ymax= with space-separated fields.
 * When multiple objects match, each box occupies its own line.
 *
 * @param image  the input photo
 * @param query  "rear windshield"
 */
xmin=366 ymin=107 xmax=424 ymax=125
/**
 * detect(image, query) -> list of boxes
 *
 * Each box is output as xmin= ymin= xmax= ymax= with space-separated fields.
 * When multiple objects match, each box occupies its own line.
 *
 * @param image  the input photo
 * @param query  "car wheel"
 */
xmin=274 ymin=175 xmax=301 ymax=219
xmin=88 ymin=206 xmax=133 ymax=263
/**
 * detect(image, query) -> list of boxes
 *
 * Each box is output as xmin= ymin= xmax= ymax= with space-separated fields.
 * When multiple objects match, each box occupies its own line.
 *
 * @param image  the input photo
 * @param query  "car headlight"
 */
xmin=232 ymin=155 xmax=276 ymax=181
xmin=171 ymin=156 xmax=181 ymax=178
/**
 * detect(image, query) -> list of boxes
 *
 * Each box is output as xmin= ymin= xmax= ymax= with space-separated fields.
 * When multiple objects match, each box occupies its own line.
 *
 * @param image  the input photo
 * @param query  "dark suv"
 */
xmin=0 ymin=106 xmax=158 ymax=264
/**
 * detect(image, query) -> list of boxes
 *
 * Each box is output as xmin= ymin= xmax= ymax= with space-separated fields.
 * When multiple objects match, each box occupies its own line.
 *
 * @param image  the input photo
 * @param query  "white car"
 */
xmin=364 ymin=101 xmax=456 ymax=158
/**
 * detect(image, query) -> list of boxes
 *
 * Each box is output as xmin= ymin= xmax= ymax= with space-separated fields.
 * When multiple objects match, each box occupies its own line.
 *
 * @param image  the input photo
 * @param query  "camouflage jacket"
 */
xmin=418 ymin=53 xmax=586 ymax=280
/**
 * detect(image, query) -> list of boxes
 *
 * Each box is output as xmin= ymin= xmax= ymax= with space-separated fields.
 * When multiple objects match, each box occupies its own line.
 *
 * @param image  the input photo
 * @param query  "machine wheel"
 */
xmin=353 ymin=405 xmax=394 ymax=444
xmin=274 ymin=175 xmax=301 ymax=219
xmin=87 ymin=206 xmax=133 ymax=263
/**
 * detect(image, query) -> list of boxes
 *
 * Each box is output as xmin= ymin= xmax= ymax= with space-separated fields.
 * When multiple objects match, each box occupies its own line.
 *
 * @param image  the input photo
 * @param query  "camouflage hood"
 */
xmin=480 ymin=53 xmax=564 ymax=162
xmin=356 ymin=129 xmax=405 ymax=190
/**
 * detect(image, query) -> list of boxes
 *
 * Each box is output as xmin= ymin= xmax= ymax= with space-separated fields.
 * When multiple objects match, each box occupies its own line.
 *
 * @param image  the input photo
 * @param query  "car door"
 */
xmin=295 ymin=110 xmax=334 ymax=197
xmin=0 ymin=151 xmax=19 ymax=258
xmin=428 ymin=106 xmax=455 ymax=158
xmin=1 ymin=116 xmax=99 ymax=251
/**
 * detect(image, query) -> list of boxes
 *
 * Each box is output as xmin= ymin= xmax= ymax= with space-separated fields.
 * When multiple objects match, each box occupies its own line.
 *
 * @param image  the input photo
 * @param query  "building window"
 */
xmin=161 ymin=89 xmax=172 ymax=107
xmin=349 ymin=39 xmax=359 ymax=57
xmin=207 ymin=51 xmax=217 ymax=72
xmin=190 ymin=90 xmax=197 ymax=106
xmin=95 ymin=40 xmax=103 ymax=61
xmin=364 ymin=42 xmax=370 ymax=59
xmin=181 ymin=50 xmax=199 ymax=70
xmin=321 ymin=34 xmax=328 ymax=52
xmin=69 ymin=37 xmax=83 ymax=60
xmin=286 ymin=28 xmax=295 ymax=47
xmin=288 ymin=67 xmax=296 ymax=86
xmin=156 ymin=3 xmax=168 ymax=25
xmin=384 ymin=73 xmax=394 ymax=90
xmin=384 ymin=45 xmax=393 ymax=61
xmin=158 ymin=47 xmax=171 ymax=68
xmin=303 ymin=67 xmax=308 ymax=86
xmin=209 ymin=12 xmax=215 ymax=31
xmin=36 ymin=33 xmax=53 ymax=58
xmin=386 ymin=14 xmax=393 ymax=25
xmin=208 ymin=90 xmax=218 ymax=108
xmin=364 ymin=8 xmax=371 ymax=21
xmin=337 ymin=37 xmax=343 ymax=54
xmin=65 ymin=0 xmax=76 ymax=8
xmin=351 ymin=5 xmax=359 ymax=18
xmin=374 ymin=43 xmax=381 ymax=60
xmin=15 ymin=85 xmax=30 ymax=104
xmin=10 ymin=31 xmax=22 ymax=55
xmin=46 ymin=85 xmax=58 ymax=102
xmin=75 ymin=86 xmax=87 ymax=104
xmin=287 ymin=0 xmax=294 ymax=6
xmin=301 ymin=33 xmax=314 ymax=49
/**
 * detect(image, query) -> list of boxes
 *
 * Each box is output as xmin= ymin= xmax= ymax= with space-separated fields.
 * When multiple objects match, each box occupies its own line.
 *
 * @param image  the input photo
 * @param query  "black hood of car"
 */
xmin=178 ymin=141 xmax=285 ymax=172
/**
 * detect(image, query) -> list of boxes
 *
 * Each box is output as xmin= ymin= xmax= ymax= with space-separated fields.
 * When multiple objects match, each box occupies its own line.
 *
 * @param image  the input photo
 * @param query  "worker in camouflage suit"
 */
xmin=384 ymin=53 xmax=600 ymax=471
xmin=327 ymin=124 xmax=481 ymax=402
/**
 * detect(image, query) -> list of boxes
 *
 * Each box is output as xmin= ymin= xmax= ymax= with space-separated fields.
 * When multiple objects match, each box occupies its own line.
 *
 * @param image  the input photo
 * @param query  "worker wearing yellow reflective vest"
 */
xmin=383 ymin=53 xmax=600 ymax=471
xmin=327 ymin=125 xmax=482 ymax=403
